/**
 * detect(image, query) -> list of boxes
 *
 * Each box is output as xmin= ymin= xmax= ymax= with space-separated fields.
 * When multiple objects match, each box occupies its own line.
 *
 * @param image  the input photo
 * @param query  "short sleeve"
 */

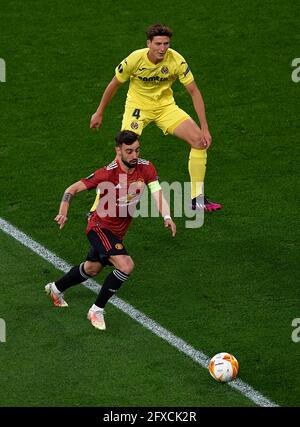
xmin=115 ymin=53 xmax=134 ymax=83
xmin=80 ymin=168 xmax=109 ymax=190
xmin=178 ymin=57 xmax=194 ymax=86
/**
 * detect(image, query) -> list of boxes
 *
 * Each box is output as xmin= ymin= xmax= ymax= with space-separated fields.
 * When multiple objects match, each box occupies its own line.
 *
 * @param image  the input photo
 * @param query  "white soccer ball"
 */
xmin=209 ymin=352 xmax=239 ymax=382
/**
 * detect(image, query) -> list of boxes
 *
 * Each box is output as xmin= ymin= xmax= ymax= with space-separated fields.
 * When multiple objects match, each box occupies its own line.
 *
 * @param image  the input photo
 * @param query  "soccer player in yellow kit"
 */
xmin=90 ymin=24 xmax=221 ymax=212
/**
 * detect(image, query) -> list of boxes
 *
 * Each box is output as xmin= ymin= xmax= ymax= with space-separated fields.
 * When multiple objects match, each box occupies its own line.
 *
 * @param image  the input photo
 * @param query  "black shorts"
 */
xmin=86 ymin=228 xmax=129 ymax=267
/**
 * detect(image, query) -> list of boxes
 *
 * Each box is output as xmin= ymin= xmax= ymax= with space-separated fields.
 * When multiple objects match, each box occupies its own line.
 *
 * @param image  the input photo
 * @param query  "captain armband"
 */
xmin=62 ymin=192 xmax=73 ymax=203
xmin=148 ymin=180 xmax=162 ymax=194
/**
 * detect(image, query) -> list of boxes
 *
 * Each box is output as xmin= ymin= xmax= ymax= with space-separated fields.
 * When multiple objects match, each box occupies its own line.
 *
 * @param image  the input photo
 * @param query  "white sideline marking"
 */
xmin=0 ymin=217 xmax=278 ymax=407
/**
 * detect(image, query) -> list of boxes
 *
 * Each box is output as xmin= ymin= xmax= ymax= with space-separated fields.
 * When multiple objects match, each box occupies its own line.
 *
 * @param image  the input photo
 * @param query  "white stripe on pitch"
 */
xmin=0 ymin=217 xmax=279 ymax=407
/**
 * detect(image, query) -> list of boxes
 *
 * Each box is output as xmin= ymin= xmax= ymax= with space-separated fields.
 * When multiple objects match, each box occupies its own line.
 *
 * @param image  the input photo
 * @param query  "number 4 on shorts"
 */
xmin=132 ymin=109 xmax=141 ymax=119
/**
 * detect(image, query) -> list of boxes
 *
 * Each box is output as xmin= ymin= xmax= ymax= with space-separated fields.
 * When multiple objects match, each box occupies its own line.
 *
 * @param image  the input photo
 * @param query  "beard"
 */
xmin=121 ymin=158 xmax=137 ymax=169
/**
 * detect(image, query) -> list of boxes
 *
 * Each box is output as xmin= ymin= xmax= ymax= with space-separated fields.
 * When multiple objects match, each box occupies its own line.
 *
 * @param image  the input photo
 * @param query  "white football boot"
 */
xmin=87 ymin=307 xmax=106 ymax=330
xmin=45 ymin=282 xmax=69 ymax=307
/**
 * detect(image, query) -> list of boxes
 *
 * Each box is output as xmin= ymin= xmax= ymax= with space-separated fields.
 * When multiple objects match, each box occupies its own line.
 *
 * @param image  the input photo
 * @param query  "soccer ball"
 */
xmin=209 ymin=352 xmax=239 ymax=382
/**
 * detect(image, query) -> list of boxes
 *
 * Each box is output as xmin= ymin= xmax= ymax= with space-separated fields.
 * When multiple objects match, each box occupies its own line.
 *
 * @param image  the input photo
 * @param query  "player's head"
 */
xmin=146 ymin=24 xmax=173 ymax=41
xmin=146 ymin=24 xmax=172 ymax=63
xmin=115 ymin=130 xmax=140 ymax=169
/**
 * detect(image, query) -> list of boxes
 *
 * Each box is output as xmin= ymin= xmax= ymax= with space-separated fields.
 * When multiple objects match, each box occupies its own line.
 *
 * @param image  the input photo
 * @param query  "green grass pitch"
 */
xmin=0 ymin=0 xmax=299 ymax=407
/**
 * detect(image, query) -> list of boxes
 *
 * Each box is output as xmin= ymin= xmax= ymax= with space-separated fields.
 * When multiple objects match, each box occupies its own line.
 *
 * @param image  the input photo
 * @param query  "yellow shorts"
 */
xmin=121 ymin=102 xmax=190 ymax=136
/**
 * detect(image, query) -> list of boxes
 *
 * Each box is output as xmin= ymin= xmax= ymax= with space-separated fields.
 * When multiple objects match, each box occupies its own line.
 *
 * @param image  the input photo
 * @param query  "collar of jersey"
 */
xmin=116 ymin=158 xmax=137 ymax=175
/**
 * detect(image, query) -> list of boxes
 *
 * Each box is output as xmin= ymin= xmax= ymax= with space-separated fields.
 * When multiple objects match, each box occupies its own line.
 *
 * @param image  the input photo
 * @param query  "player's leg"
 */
xmin=172 ymin=117 xmax=207 ymax=205
xmin=45 ymin=259 xmax=103 ymax=307
xmin=87 ymin=228 xmax=131 ymax=330
xmin=93 ymin=254 xmax=133 ymax=309
xmin=156 ymin=105 xmax=221 ymax=212
xmin=173 ymin=118 xmax=222 ymax=211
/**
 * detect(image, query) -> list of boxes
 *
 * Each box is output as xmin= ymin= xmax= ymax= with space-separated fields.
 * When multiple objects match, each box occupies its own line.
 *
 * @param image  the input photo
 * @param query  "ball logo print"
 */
xmin=291 ymin=58 xmax=300 ymax=83
xmin=0 ymin=58 xmax=6 ymax=82
xmin=209 ymin=352 xmax=239 ymax=382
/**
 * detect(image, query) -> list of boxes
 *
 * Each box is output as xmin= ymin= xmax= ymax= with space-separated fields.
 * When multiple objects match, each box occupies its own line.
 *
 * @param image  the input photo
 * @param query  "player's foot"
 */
xmin=204 ymin=196 xmax=222 ymax=212
xmin=87 ymin=307 xmax=106 ymax=331
xmin=191 ymin=197 xmax=222 ymax=212
xmin=45 ymin=282 xmax=69 ymax=307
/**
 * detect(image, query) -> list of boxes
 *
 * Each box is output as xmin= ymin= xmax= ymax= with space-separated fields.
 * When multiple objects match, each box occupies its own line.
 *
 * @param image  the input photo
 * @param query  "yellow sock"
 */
xmin=188 ymin=148 xmax=207 ymax=199
xmin=90 ymin=191 xmax=100 ymax=212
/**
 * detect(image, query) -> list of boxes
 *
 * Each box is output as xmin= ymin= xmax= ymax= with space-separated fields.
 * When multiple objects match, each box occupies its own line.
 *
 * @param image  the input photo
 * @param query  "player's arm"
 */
xmin=185 ymin=81 xmax=212 ymax=147
xmin=90 ymin=76 xmax=122 ymax=129
xmin=150 ymin=185 xmax=176 ymax=237
xmin=55 ymin=181 xmax=88 ymax=229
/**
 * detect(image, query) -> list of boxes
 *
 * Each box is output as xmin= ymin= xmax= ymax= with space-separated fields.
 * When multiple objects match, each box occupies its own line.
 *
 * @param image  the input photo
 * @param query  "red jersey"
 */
xmin=81 ymin=158 xmax=158 ymax=239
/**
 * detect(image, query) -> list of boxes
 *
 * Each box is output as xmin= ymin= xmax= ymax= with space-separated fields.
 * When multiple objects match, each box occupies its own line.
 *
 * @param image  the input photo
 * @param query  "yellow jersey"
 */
xmin=115 ymin=48 xmax=194 ymax=108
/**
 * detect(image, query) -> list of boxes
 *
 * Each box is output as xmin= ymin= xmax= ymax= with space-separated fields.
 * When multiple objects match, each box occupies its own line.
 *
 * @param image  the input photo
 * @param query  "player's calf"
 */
xmin=45 ymin=262 xmax=95 ymax=307
xmin=88 ymin=267 xmax=130 ymax=331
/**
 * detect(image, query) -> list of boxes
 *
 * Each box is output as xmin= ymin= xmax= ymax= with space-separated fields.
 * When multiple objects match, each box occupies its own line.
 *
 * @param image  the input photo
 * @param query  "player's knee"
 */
xmin=191 ymin=141 xmax=202 ymax=149
xmin=84 ymin=261 xmax=101 ymax=277
xmin=88 ymin=270 xmax=98 ymax=277
xmin=120 ymin=259 xmax=135 ymax=275
xmin=188 ymin=130 xmax=205 ymax=150
xmin=189 ymin=136 xmax=204 ymax=150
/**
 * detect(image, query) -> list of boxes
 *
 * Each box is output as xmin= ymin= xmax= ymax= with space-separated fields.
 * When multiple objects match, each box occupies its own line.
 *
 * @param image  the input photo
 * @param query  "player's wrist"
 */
xmin=163 ymin=214 xmax=171 ymax=221
xmin=95 ymin=108 xmax=103 ymax=116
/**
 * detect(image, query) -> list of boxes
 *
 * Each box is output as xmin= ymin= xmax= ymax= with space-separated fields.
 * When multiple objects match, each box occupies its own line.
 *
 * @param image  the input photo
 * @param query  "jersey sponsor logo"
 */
xmin=118 ymin=63 xmax=123 ymax=73
xmin=161 ymin=66 xmax=169 ymax=74
xmin=130 ymin=121 xmax=139 ymax=130
xmin=117 ymin=192 xmax=140 ymax=206
xmin=138 ymin=76 xmax=169 ymax=82
xmin=115 ymin=243 xmax=124 ymax=250
xmin=183 ymin=66 xmax=191 ymax=77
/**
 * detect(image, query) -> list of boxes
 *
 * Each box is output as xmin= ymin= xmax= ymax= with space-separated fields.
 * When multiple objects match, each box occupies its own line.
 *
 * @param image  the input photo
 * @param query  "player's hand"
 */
xmin=90 ymin=112 xmax=103 ymax=130
xmin=55 ymin=214 xmax=68 ymax=229
xmin=202 ymin=128 xmax=212 ymax=149
xmin=164 ymin=218 xmax=176 ymax=237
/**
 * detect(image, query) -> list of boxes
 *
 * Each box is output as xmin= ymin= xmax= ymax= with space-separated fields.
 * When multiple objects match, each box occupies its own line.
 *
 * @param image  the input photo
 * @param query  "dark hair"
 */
xmin=115 ymin=130 xmax=139 ymax=147
xmin=146 ymin=24 xmax=173 ymax=40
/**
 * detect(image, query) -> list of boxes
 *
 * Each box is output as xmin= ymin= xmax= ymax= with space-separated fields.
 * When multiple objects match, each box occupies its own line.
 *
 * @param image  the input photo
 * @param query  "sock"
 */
xmin=55 ymin=263 xmax=91 ymax=293
xmin=95 ymin=269 xmax=129 ymax=309
xmin=188 ymin=148 xmax=207 ymax=200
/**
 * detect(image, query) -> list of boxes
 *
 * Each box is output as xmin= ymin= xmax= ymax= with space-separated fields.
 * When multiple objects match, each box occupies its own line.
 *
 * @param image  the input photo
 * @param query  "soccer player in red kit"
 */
xmin=45 ymin=130 xmax=176 ymax=331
